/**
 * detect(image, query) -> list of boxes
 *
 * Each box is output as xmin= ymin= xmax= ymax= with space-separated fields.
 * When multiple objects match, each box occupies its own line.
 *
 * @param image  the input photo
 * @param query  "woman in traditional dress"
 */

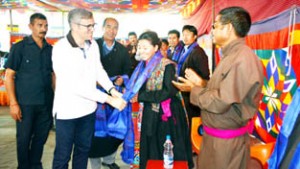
xmin=128 ymin=31 xmax=193 ymax=169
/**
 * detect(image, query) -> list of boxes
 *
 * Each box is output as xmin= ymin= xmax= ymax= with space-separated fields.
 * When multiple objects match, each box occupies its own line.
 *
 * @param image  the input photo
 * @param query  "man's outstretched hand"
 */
xmin=172 ymin=68 xmax=207 ymax=92
xmin=172 ymin=77 xmax=194 ymax=92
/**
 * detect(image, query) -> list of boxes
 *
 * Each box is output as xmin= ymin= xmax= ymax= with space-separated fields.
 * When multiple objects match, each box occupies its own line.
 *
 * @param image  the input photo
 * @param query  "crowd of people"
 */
xmin=4 ymin=6 xmax=264 ymax=169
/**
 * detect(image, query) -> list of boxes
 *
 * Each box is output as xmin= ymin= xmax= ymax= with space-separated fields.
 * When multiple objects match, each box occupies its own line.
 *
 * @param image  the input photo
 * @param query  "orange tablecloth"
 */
xmin=146 ymin=160 xmax=188 ymax=169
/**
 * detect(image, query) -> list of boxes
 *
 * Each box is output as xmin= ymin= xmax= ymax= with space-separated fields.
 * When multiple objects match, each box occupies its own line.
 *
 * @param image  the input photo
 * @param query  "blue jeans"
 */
xmin=17 ymin=104 xmax=53 ymax=169
xmin=52 ymin=113 xmax=95 ymax=169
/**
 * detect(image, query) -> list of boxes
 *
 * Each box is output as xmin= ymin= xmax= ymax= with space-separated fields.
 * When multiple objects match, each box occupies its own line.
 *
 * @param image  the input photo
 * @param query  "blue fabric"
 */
xmin=94 ymin=52 xmax=163 ymax=164
xmin=94 ymin=96 xmax=112 ymax=137
xmin=268 ymin=87 xmax=300 ymax=169
xmin=169 ymin=41 xmax=184 ymax=61
xmin=94 ymin=75 xmax=129 ymax=137
xmin=289 ymin=144 xmax=300 ymax=169
xmin=175 ymin=42 xmax=198 ymax=75
xmin=117 ymin=52 xmax=163 ymax=164
xmin=108 ymin=52 xmax=162 ymax=139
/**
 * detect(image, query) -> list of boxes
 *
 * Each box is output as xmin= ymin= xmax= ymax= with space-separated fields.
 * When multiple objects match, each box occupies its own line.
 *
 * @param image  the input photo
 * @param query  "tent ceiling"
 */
xmin=0 ymin=0 xmax=189 ymax=14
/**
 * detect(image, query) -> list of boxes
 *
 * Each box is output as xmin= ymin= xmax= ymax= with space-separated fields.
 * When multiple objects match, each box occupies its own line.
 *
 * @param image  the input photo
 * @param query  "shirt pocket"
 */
xmin=20 ymin=52 xmax=40 ymax=72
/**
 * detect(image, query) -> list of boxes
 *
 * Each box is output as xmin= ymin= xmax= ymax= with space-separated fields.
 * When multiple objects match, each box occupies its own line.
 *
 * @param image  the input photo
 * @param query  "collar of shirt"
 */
xmin=169 ymin=46 xmax=175 ymax=53
xmin=24 ymin=35 xmax=50 ymax=49
xmin=102 ymin=40 xmax=115 ymax=56
xmin=183 ymin=41 xmax=197 ymax=53
xmin=67 ymin=31 xmax=91 ymax=58
xmin=183 ymin=45 xmax=189 ymax=53
xmin=67 ymin=31 xmax=91 ymax=49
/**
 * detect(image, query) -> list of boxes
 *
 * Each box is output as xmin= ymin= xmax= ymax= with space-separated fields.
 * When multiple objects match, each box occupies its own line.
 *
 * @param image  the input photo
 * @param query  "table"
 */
xmin=146 ymin=160 xmax=188 ymax=169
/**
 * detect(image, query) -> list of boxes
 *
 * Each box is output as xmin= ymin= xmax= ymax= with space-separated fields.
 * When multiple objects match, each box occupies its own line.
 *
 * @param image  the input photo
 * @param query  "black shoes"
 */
xmin=102 ymin=162 xmax=120 ymax=169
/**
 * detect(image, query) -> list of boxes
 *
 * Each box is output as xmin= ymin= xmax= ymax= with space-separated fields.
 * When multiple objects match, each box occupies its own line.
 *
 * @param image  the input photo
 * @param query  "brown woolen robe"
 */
xmin=190 ymin=38 xmax=264 ymax=169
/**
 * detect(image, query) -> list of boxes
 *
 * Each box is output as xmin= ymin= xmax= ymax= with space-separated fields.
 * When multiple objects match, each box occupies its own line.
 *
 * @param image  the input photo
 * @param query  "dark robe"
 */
xmin=180 ymin=45 xmax=210 ymax=126
xmin=138 ymin=63 xmax=194 ymax=169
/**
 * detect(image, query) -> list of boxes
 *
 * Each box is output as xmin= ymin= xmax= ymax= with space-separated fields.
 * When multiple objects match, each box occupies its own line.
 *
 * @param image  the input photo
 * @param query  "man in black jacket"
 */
xmin=174 ymin=25 xmax=210 ymax=129
xmin=89 ymin=17 xmax=131 ymax=169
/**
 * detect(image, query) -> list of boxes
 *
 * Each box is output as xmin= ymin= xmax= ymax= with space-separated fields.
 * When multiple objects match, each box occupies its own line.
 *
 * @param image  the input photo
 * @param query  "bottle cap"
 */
xmin=166 ymin=135 xmax=171 ymax=140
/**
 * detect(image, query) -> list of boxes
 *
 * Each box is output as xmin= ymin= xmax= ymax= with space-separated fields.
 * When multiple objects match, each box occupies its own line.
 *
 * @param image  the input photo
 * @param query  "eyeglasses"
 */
xmin=74 ymin=23 xmax=96 ymax=30
xmin=212 ymin=21 xmax=230 ymax=29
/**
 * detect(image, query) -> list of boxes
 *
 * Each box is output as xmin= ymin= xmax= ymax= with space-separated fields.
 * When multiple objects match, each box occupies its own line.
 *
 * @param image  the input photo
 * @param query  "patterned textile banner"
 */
xmin=246 ymin=6 xmax=300 ymax=143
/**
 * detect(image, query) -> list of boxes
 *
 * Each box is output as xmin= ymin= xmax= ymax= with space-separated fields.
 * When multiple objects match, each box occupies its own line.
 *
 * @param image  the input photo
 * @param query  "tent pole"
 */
xmin=62 ymin=11 xmax=65 ymax=36
xmin=211 ymin=0 xmax=216 ymax=73
xmin=9 ymin=9 xmax=13 ymax=33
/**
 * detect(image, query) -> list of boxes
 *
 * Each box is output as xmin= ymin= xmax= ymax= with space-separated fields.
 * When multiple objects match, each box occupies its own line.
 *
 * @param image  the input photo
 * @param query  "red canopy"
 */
xmin=184 ymin=0 xmax=300 ymax=35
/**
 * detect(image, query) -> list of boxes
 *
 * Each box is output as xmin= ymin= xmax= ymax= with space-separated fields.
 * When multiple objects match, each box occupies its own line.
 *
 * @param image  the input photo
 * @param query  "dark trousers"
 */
xmin=52 ymin=112 xmax=95 ymax=169
xmin=17 ymin=104 xmax=53 ymax=169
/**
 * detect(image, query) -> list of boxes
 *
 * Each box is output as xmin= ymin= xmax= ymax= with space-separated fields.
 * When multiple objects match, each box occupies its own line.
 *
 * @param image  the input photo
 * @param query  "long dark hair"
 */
xmin=138 ymin=31 xmax=161 ymax=49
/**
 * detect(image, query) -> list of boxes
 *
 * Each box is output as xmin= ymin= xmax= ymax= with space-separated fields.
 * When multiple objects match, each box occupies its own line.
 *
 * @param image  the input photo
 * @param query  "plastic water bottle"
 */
xmin=163 ymin=135 xmax=174 ymax=169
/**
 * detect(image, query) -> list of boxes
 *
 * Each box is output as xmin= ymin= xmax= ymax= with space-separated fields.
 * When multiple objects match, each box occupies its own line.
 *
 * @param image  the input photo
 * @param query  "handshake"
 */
xmin=106 ymin=88 xmax=127 ymax=111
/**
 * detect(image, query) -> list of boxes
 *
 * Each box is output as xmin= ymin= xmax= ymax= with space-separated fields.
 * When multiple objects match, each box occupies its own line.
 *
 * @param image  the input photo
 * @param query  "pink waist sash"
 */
xmin=203 ymin=120 xmax=254 ymax=139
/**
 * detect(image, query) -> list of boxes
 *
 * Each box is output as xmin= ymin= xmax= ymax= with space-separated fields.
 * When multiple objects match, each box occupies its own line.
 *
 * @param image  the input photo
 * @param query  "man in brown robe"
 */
xmin=173 ymin=7 xmax=264 ymax=169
